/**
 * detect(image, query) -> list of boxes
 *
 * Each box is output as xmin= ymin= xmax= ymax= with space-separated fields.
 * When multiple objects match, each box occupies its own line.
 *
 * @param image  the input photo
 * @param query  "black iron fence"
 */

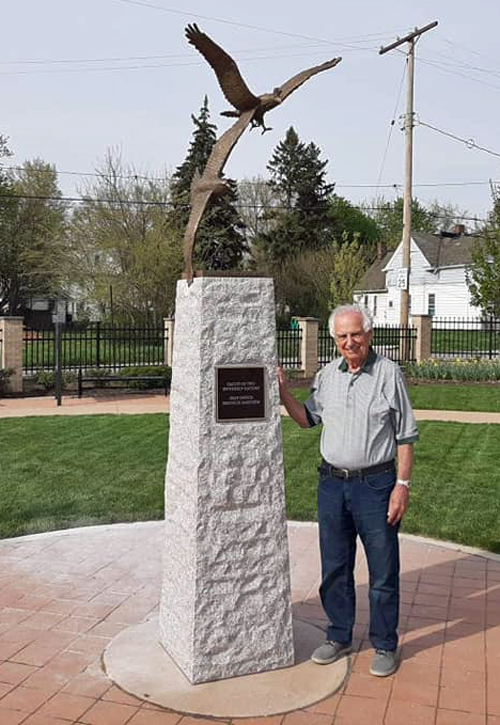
xmin=318 ymin=326 xmax=336 ymax=367
xmin=431 ymin=317 xmax=500 ymax=359
xmin=276 ymin=327 xmax=302 ymax=369
xmin=318 ymin=324 xmax=417 ymax=368
xmin=23 ymin=322 xmax=168 ymax=376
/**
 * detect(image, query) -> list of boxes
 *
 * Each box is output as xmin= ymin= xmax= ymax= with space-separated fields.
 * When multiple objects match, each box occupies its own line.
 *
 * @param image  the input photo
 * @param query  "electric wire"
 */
xmin=374 ymin=56 xmax=407 ymax=198
xmin=2 ymin=163 xmax=497 ymax=190
xmin=418 ymin=120 xmax=500 ymax=159
xmin=111 ymin=0 xmax=399 ymax=50
xmin=0 ymin=190 xmax=487 ymax=221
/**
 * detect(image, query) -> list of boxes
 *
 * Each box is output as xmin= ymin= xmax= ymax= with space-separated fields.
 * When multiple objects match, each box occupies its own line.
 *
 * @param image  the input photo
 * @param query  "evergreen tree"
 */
xmin=257 ymin=127 xmax=334 ymax=264
xmin=170 ymin=97 xmax=247 ymax=270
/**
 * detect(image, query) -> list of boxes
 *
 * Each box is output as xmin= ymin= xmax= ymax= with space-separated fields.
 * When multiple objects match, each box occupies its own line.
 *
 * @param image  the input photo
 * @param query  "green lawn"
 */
xmin=1 ymin=414 xmax=499 ymax=552
xmin=291 ymin=383 xmax=500 ymax=412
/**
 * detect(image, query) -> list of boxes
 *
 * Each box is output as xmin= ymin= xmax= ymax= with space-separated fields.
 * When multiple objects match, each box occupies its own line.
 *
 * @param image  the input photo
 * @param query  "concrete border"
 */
xmin=103 ymin=616 xmax=348 ymax=718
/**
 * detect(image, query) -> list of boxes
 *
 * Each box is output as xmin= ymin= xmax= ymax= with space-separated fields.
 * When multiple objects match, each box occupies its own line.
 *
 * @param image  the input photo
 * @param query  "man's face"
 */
xmin=333 ymin=312 xmax=372 ymax=371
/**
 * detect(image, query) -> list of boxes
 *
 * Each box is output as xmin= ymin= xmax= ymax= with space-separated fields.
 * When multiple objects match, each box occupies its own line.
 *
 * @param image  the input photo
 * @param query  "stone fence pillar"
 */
xmin=296 ymin=317 xmax=319 ymax=378
xmin=0 ymin=317 xmax=24 ymax=393
xmin=411 ymin=314 xmax=432 ymax=363
xmin=163 ymin=317 xmax=175 ymax=367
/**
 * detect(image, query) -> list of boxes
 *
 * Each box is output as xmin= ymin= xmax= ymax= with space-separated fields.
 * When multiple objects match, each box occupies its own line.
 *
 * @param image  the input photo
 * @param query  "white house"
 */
xmin=354 ymin=227 xmax=483 ymax=324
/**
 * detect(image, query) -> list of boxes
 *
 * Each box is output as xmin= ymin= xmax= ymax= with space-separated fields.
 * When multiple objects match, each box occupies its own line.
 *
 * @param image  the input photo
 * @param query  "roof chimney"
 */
xmin=453 ymin=223 xmax=465 ymax=236
xmin=377 ymin=241 xmax=387 ymax=261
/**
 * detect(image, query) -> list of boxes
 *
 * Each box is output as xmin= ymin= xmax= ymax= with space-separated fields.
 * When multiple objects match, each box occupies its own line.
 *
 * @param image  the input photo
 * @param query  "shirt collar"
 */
xmin=338 ymin=347 xmax=377 ymax=373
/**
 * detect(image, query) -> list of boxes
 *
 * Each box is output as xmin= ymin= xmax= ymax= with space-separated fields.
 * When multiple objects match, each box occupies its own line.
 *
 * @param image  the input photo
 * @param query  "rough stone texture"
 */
xmin=0 ymin=317 xmax=24 ymax=393
xmin=159 ymin=277 xmax=294 ymax=684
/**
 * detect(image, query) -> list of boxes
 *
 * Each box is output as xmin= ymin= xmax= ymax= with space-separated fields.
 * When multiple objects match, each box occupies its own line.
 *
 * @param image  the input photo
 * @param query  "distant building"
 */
xmin=20 ymin=294 xmax=78 ymax=328
xmin=354 ymin=225 xmax=483 ymax=323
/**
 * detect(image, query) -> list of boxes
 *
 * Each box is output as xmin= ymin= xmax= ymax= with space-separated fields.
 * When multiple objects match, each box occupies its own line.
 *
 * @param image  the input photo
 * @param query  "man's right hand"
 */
xmin=276 ymin=367 xmax=310 ymax=428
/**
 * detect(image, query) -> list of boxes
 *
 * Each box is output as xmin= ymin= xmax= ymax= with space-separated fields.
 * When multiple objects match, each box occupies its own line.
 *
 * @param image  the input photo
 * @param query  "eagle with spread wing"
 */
xmin=183 ymin=108 xmax=256 ymax=282
xmin=185 ymin=23 xmax=342 ymax=133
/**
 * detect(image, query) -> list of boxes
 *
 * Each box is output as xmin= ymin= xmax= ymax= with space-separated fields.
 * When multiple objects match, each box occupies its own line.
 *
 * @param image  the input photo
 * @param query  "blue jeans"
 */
xmin=317 ymin=463 xmax=400 ymax=651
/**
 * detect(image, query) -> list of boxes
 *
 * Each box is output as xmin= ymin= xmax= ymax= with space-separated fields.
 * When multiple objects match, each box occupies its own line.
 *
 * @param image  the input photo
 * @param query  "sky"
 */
xmin=2 ymin=0 xmax=500 ymax=225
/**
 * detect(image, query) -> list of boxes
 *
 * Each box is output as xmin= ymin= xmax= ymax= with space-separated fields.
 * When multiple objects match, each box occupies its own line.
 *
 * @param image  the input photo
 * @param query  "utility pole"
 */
xmin=380 ymin=21 xmax=438 ymax=327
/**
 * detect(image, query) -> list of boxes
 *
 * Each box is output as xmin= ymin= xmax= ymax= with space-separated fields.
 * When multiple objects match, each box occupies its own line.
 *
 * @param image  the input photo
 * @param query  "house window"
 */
xmin=428 ymin=293 xmax=436 ymax=317
xmin=373 ymin=295 xmax=377 ymax=317
xmin=364 ymin=295 xmax=368 ymax=307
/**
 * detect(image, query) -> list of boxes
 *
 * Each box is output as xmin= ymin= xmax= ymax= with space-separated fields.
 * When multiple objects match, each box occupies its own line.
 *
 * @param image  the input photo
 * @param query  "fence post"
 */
xmin=164 ymin=318 xmax=175 ymax=367
xmin=412 ymin=314 xmax=432 ymax=362
xmin=54 ymin=322 xmax=62 ymax=406
xmin=296 ymin=317 xmax=319 ymax=378
xmin=0 ymin=317 xmax=24 ymax=393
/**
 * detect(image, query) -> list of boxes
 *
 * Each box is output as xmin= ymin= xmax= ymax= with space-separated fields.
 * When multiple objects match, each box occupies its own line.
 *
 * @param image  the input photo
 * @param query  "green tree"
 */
xmin=69 ymin=151 xmax=182 ymax=323
xmin=257 ymin=126 xmax=334 ymax=265
xmin=170 ymin=96 xmax=247 ymax=270
xmin=466 ymin=191 xmax=500 ymax=316
xmin=329 ymin=235 xmax=371 ymax=308
xmin=0 ymin=157 xmax=67 ymax=315
xmin=363 ymin=196 xmax=468 ymax=250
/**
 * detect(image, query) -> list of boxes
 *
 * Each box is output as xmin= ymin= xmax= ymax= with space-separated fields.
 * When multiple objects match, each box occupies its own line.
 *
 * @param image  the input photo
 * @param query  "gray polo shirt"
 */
xmin=304 ymin=349 xmax=419 ymax=469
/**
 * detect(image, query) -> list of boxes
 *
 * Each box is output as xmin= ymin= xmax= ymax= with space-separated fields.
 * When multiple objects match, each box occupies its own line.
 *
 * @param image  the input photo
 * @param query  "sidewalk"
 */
xmin=0 ymin=521 xmax=499 ymax=724
xmin=1 ymin=392 xmax=500 ymax=423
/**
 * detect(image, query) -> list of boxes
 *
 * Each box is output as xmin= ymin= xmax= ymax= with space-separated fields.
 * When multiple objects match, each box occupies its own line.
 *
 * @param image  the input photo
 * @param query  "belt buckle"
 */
xmin=339 ymin=467 xmax=350 ymax=478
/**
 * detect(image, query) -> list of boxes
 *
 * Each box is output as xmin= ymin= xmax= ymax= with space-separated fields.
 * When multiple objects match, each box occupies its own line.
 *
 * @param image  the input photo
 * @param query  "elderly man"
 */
xmin=278 ymin=304 xmax=418 ymax=677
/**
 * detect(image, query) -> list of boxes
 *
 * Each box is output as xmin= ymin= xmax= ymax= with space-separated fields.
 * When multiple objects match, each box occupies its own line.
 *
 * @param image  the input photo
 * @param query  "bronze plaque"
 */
xmin=216 ymin=366 xmax=266 ymax=422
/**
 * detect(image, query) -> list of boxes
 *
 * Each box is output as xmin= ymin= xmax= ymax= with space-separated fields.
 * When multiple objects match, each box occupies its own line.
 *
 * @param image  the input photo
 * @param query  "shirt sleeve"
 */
xmin=303 ymin=369 xmax=324 ymax=427
xmin=391 ymin=367 xmax=419 ymax=444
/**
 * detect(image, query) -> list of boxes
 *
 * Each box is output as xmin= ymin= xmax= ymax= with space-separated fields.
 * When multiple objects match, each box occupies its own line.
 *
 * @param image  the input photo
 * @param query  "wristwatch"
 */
xmin=396 ymin=479 xmax=411 ymax=488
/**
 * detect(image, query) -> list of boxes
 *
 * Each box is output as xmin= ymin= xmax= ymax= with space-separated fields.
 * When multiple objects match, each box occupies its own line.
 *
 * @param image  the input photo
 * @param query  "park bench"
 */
xmin=77 ymin=368 xmax=169 ymax=398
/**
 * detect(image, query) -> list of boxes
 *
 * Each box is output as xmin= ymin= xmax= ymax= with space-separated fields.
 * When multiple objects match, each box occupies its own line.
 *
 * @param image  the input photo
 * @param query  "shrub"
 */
xmin=118 ymin=365 xmax=172 ymax=390
xmin=35 ymin=370 xmax=76 ymax=391
xmin=406 ymin=358 xmax=500 ymax=382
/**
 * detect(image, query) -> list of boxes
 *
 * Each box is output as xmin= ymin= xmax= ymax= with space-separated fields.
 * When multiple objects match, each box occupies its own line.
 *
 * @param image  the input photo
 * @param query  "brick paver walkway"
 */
xmin=1 ymin=394 xmax=500 ymax=723
xmin=1 ymin=392 xmax=500 ymax=423
xmin=1 ymin=522 xmax=499 ymax=725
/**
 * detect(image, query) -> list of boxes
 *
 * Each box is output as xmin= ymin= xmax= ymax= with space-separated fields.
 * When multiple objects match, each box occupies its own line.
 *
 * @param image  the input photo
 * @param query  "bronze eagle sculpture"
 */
xmin=182 ymin=24 xmax=342 ymax=280
xmin=183 ymin=108 xmax=257 ymax=282
xmin=185 ymin=23 xmax=342 ymax=133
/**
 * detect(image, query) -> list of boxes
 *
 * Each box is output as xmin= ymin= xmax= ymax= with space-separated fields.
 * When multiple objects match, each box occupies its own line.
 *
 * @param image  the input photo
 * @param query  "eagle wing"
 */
xmin=183 ymin=188 xmax=213 ymax=281
xmin=276 ymin=57 xmax=342 ymax=103
xmin=183 ymin=110 xmax=256 ymax=280
xmin=204 ymin=108 xmax=256 ymax=179
xmin=185 ymin=24 xmax=260 ymax=111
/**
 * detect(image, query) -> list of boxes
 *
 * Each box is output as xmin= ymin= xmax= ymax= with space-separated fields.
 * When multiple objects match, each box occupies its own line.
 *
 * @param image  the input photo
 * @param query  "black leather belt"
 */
xmin=320 ymin=459 xmax=395 ymax=480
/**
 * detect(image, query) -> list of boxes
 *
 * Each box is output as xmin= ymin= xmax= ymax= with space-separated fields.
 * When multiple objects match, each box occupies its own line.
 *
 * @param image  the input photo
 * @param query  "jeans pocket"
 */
xmin=364 ymin=469 xmax=396 ymax=491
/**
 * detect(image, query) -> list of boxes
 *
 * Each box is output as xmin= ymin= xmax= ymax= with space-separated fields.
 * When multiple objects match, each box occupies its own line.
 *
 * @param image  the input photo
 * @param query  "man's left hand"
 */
xmin=387 ymin=484 xmax=409 ymax=525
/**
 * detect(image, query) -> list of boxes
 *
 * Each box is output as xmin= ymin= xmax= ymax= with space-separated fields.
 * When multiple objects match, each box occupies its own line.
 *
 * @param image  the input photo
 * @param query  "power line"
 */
xmin=375 ymin=57 xmax=407 ymax=196
xmin=0 ymin=42 xmax=326 ymax=66
xmin=3 ymin=163 xmax=498 ymax=189
xmin=0 ymin=49 xmax=352 ymax=77
xmin=110 ymin=0 xmax=399 ymax=50
xmin=0 ymin=191 xmax=488 ymax=221
xmin=418 ymin=119 xmax=500 ymax=159
xmin=417 ymin=55 xmax=500 ymax=94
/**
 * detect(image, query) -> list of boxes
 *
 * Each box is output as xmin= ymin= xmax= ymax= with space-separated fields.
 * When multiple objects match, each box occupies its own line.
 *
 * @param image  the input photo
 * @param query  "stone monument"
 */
xmin=159 ymin=274 xmax=294 ymax=683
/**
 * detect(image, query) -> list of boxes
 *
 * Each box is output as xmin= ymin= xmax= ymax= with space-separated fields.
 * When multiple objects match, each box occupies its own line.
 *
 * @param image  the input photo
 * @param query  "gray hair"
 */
xmin=328 ymin=303 xmax=373 ymax=337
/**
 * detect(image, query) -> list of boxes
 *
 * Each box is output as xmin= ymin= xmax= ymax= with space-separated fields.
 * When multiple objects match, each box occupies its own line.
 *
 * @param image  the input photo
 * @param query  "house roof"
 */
xmin=411 ymin=232 xmax=475 ymax=268
xmin=354 ymin=251 xmax=392 ymax=292
xmin=354 ymin=233 xmax=478 ymax=292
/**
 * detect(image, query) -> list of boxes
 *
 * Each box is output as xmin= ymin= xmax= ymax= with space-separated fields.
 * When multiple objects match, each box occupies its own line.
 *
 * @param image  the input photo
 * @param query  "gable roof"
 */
xmin=354 ymin=233 xmax=479 ymax=293
xmin=354 ymin=251 xmax=392 ymax=292
xmin=411 ymin=232 xmax=475 ymax=268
